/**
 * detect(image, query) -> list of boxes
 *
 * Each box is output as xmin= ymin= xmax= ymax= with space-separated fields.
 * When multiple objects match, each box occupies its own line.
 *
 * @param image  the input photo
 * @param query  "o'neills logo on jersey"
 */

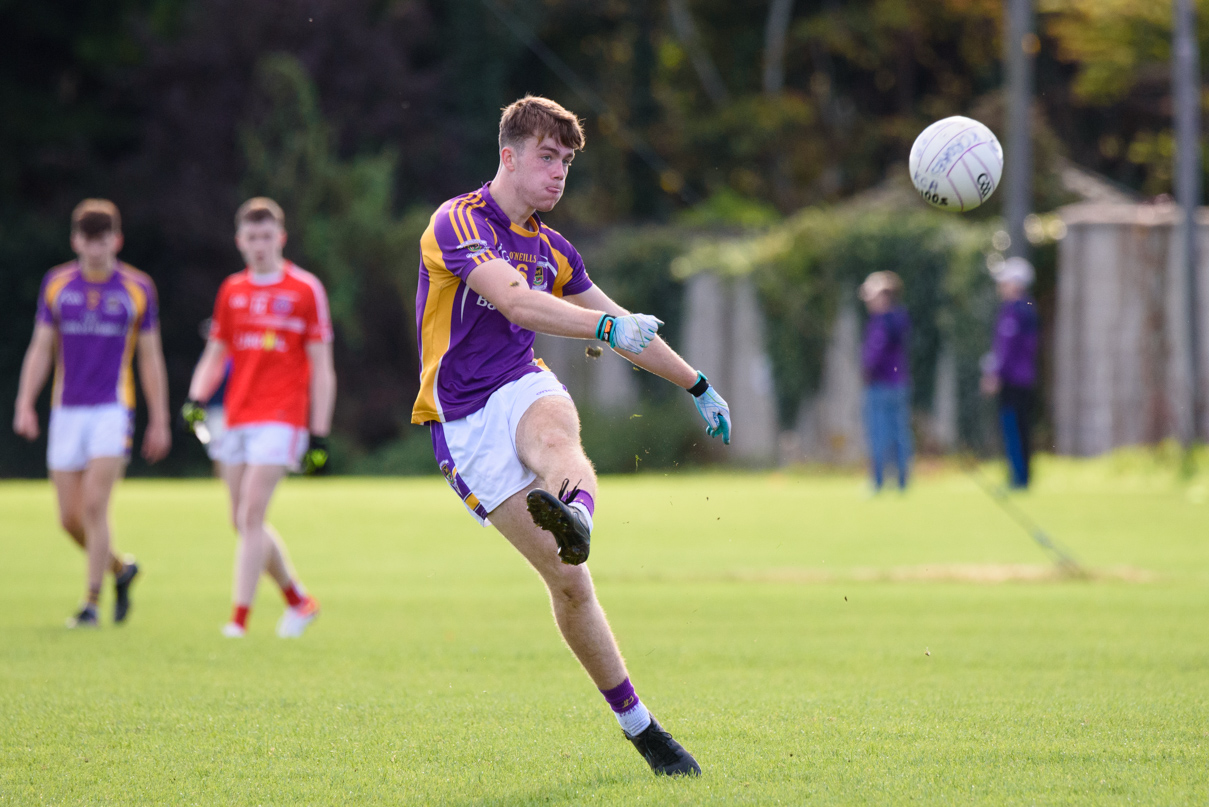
xmin=234 ymin=329 xmax=287 ymax=352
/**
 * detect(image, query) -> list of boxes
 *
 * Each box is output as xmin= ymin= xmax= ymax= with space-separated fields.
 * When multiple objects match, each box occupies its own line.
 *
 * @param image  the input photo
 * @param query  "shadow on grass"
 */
xmin=460 ymin=768 xmax=699 ymax=806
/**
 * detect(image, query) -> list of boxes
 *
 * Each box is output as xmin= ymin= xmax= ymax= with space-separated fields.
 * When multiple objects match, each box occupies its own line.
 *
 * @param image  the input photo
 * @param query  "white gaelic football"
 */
xmin=909 ymin=116 xmax=1003 ymax=212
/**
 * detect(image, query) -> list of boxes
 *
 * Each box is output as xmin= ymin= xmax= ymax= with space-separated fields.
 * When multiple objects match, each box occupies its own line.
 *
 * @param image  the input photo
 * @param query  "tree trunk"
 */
xmin=668 ymin=0 xmax=730 ymax=107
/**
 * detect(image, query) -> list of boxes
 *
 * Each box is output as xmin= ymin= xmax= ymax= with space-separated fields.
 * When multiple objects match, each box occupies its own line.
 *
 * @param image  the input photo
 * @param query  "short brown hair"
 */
xmin=71 ymin=199 xmax=121 ymax=238
xmin=235 ymin=197 xmax=285 ymax=230
xmin=499 ymin=95 xmax=585 ymax=152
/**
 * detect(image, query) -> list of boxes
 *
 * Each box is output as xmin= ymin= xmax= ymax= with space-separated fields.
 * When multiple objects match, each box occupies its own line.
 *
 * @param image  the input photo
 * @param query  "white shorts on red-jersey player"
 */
xmin=430 ymin=369 xmax=571 ymax=526
xmin=215 ymin=423 xmax=309 ymax=469
xmin=47 ymin=404 xmax=133 ymax=471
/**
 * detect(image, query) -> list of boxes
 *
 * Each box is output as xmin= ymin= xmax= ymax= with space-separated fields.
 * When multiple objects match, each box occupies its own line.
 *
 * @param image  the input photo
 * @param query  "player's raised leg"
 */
xmin=489 ymin=493 xmax=700 ymax=776
xmin=507 ymin=395 xmax=699 ymax=775
xmin=518 ymin=397 xmax=597 ymax=565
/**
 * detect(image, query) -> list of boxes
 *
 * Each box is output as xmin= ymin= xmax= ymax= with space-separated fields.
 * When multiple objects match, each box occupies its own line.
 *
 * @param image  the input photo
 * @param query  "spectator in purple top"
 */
xmin=860 ymin=271 xmax=913 ymax=491
xmin=981 ymin=257 xmax=1040 ymax=488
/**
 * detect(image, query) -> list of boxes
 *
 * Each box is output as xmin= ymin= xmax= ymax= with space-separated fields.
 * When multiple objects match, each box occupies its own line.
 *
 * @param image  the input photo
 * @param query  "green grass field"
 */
xmin=2 ymin=458 xmax=1208 ymax=805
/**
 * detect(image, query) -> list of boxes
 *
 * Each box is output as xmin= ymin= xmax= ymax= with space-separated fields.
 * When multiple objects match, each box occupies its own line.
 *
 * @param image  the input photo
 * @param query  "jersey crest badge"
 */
xmin=531 ymin=260 xmax=554 ymax=292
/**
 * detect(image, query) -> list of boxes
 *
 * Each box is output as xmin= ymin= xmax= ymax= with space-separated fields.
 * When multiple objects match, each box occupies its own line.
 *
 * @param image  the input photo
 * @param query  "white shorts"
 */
xmin=215 ymin=422 xmax=309 ymax=469
xmin=430 ymin=369 xmax=571 ymax=526
xmin=203 ymin=406 xmax=227 ymax=462
xmin=47 ymin=404 xmax=133 ymax=472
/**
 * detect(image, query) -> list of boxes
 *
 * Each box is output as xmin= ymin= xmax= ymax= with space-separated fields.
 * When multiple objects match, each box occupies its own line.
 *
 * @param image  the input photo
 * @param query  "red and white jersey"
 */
xmin=210 ymin=261 xmax=333 ymax=428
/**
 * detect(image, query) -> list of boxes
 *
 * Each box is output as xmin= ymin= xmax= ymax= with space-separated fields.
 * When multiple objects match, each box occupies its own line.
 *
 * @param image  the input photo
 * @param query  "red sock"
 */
xmin=282 ymin=582 xmax=304 ymax=608
xmin=231 ymin=605 xmax=250 ymax=628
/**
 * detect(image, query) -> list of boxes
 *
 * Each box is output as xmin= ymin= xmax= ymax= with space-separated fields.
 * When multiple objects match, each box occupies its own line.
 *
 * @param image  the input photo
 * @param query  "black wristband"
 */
xmin=595 ymin=314 xmax=615 ymax=342
xmin=687 ymin=373 xmax=709 ymax=397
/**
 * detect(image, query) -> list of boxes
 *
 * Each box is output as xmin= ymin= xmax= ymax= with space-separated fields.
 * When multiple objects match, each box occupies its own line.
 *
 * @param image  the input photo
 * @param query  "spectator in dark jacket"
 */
xmin=981 ymin=257 xmax=1040 ymax=488
xmin=860 ymin=271 xmax=912 ymax=491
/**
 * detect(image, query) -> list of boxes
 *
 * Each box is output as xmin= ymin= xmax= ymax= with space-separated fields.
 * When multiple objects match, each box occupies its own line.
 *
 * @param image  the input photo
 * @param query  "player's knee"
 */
xmin=537 ymin=425 xmax=580 ymax=458
xmin=550 ymin=569 xmax=594 ymax=608
xmin=59 ymin=512 xmax=83 ymax=537
xmin=80 ymin=493 xmax=108 ymax=525
xmin=233 ymin=505 xmax=261 ymax=534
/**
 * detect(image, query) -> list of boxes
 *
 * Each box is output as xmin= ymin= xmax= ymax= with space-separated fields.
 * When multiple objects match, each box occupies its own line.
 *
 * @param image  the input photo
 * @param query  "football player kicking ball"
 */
xmin=413 ymin=96 xmax=731 ymax=776
xmin=13 ymin=199 xmax=171 ymax=627
xmin=184 ymin=198 xmax=335 ymax=639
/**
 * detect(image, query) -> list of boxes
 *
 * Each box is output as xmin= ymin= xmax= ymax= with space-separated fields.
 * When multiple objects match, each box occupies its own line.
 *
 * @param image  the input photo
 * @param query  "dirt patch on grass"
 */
xmin=605 ymin=565 xmax=1158 ymax=585
xmin=729 ymin=564 xmax=1158 ymax=584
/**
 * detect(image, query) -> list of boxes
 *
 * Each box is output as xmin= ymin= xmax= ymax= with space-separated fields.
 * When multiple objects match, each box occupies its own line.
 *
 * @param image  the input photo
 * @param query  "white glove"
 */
xmin=689 ymin=373 xmax=731 ymax=445
xmin=596 ymin=313 xmax=663 ymax=354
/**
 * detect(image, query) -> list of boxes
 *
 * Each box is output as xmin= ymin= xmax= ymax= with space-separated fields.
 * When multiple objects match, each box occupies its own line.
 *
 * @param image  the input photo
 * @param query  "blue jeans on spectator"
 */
xmin=864 ymin=383 xmax=913 ymax=490
xmin=998 ymin=384 xmax=1035 ymax=489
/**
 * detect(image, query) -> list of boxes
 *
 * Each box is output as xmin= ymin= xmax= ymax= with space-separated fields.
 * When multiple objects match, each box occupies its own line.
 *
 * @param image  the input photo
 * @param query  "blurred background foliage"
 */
xmin=0 ymin=0 xmax=1203 ymax=476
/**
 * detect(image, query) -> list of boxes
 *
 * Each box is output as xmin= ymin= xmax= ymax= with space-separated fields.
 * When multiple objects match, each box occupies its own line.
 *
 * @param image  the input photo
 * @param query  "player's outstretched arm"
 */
xmin=565 ymin=285 xmax=732 ymax=445
xmin=136 ymin=329 xmax=172 ymax=462
xmin=467 ymin=259 xmax=661 ymax=353
xmin=13 ymin=324 xmax=56 ymax=441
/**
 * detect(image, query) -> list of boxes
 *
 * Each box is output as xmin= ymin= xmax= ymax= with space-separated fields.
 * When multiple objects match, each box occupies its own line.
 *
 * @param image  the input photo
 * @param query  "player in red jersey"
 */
xmin=183 ymin=198 xmax=336 ymax=638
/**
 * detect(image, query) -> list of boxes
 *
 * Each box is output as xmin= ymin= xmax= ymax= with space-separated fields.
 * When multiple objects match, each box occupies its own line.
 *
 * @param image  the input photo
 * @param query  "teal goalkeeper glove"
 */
xmin=688 ymin=373 xmax=731 ymax=445
xmin=596 ymin=313 xmax=663 ymax=354
xmin=302 ymin=435 xmax=330 ymax=476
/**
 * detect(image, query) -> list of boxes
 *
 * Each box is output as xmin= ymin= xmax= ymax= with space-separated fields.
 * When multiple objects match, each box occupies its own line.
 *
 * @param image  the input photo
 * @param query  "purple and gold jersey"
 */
xmin=35 ymin=260 xmax=159 ymax=408
xmin=411 ymin=184 xmax=593 ymax=424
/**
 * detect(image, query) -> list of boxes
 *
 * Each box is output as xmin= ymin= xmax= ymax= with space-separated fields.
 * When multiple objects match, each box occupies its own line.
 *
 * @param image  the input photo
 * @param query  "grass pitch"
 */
xmin=2 ymin=458 xmax=1208 ymax=805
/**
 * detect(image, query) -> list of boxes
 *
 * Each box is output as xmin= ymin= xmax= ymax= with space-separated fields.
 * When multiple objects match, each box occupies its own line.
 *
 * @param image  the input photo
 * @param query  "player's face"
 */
xmin=511 ymin=136 xmax=575 ymax=213
xmin=235 ymin=220 xmax=287 ymax=272
xmin=71 ymin=231 xmax=122 ymax=268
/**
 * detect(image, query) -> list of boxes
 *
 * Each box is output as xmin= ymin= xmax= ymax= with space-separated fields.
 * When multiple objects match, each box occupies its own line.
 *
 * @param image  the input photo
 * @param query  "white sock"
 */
xmin=614 ymin=700 xmax=652 ymax=736
xmin=569 ymin=501 xmax=594 ymax=535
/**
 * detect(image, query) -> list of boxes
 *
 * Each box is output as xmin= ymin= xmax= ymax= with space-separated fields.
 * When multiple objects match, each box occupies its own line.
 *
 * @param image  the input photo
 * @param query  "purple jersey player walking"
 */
xmin=13 ymin=199 xmax=171 ymax=627
xmin=412 ymin=96 xmax=731 ymax=776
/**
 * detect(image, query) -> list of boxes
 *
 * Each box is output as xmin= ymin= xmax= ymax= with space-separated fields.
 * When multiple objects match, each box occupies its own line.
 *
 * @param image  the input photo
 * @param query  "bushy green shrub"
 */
xmin=674 ymin=205 xmax=998 ymax=446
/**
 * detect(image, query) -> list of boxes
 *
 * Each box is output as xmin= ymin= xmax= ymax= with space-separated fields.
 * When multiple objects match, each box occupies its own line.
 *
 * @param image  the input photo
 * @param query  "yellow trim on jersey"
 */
xmin=449 ymin=194 xmax=492 ymax=266
xmin=412 ymin=220 xmax=461 ymax=424
xmin=539 ymin=233 xmax=576 ymax=298
xmin=509 ymin=216 xmax=540 ymax=237
xmin=44 ymin=266 xmax=77 ymax=319
xmin=465 ymin=491 xmax=483 ymax=511
xmin=51 ymin=333 xmax=65 ymax=408
xmin=117 ymin=270 xmax=149 ymax=409
xmin=44 ymin=265 xmax=78 ymax=407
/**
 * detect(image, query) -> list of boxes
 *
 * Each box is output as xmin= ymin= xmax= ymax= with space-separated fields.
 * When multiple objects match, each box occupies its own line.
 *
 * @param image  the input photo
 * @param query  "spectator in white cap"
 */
xmin=859 ymin=271 xmax=912 ymax=492
xmin=980 ymin=256 xmax=1039 ymax=488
